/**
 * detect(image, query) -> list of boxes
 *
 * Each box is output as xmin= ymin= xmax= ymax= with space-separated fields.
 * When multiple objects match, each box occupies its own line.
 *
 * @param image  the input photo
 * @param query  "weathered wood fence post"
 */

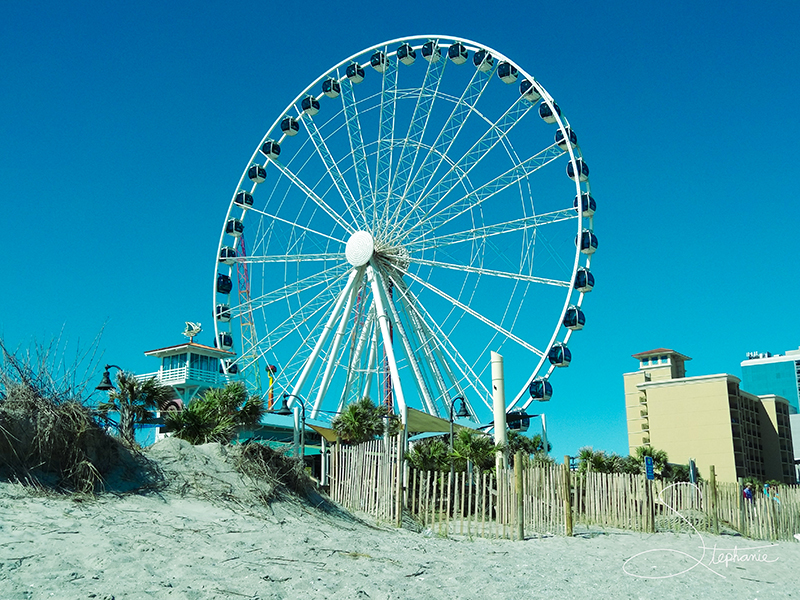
xmin=563 ymin=455 xmax=573 ymax=537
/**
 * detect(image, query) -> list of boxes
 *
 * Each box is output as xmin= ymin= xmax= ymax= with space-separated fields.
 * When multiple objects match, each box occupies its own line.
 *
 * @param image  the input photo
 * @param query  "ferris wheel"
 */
xmin=213 ymin=35 xmax=597 ymax=423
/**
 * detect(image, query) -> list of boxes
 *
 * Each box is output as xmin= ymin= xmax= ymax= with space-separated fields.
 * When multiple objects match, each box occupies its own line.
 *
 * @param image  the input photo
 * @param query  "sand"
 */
xmin=2 ymin=439 xmax=798 ymax=600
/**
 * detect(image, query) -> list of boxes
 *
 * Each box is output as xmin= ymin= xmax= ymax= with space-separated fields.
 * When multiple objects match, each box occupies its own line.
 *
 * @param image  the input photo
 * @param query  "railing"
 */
xmin=137 ymin=367 xmax=240 ymax=387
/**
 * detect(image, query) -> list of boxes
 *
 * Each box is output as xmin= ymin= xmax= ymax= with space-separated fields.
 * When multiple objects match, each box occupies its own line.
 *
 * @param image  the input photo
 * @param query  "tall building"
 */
xmin=624 ymin=348 xmax=795 ymax=484
xmin=740 ymin=347 xmax=800 ymax=414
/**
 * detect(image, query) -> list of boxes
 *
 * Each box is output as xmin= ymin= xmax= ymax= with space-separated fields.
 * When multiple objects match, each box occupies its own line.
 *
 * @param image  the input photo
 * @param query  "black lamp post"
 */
xmin=275 ymin=393 xmax=306 ymax=459
xmin=449 ymin=396 xmax=469 ymax=482
xmin=96 ymin=364 xmax=123 ymax=391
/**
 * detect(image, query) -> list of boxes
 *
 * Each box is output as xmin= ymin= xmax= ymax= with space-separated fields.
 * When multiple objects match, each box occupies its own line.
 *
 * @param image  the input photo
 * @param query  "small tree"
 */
xmin=165 ymin=382 xmax=265 ymax=445
xmin=405 ymin=436 xmax=450 ymax=471
xmin=331 ymin=397 xmax=398 ymax=444
xmin=97 ymin=371 xmax=174 ymax=447
xmin=451 ymin=429 xmax=497 ymax=471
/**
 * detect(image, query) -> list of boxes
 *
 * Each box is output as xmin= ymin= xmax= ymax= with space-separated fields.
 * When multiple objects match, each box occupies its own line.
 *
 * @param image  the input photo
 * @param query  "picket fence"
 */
xmin=328 ymin=437 xmax=800 ymax=541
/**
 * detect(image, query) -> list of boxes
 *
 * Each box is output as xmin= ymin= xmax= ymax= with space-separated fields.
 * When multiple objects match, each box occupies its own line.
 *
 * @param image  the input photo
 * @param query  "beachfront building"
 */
xmin=741 ymin=347 xmax=800 ymax=413
xmin=623 ymin=348 xmax=796 ymax=484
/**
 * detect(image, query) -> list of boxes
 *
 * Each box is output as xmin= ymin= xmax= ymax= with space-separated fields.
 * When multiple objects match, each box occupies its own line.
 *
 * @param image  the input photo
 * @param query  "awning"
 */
xmin=309 ymin=424 xmax=339 ymax=443
xmin=406 ymin=407 xmax=470 ymax=434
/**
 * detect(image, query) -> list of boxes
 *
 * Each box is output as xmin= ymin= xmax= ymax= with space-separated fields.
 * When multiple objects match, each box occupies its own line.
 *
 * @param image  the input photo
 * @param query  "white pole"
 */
xmin=491 ymin=351 xmax=507 ymax=471
xmin=541 ymin=414 xmax=548 ymax=454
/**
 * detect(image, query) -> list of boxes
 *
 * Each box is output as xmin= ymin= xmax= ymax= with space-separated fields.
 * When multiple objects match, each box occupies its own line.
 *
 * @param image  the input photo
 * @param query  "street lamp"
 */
xmin=449 ymin=396 xmax=470 ymax=483
xmin=275 ymin=393 xmax=306 ymax=459
xmin=96 ymin=364 xmax=123 ymax=391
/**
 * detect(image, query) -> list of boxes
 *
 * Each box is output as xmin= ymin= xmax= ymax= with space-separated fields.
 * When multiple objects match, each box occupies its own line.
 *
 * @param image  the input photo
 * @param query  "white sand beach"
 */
xmin=2 ymin=439 xmax=798 ymax=600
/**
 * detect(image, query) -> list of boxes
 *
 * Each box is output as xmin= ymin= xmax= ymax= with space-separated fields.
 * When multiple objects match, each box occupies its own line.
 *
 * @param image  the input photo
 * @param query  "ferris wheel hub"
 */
xmin=345 ymin=230 xmax=375 ymax=266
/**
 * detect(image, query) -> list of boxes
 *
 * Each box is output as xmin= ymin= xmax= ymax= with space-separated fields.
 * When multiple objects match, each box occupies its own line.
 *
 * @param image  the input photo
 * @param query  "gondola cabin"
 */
xmin=529 ymin=378 xmax=553 ymax=401
xmin=260 ymin=140 xmax=281 ymax=160
xmin=508 ymin=408 xmax=530 ymax=432
xmin=225 ymin=218 xmax=244 ymax=237
xmin=448 ymin=42 xmax=468 ymax=64
xmin=216 ymin=273 xmax=233 ymax=294
xmin=498 ymin=62 xmax=518 ymax=84
xmin=397 ymin=43 xmax=416 ymax=65
xmin=520 ymin=79 xmax=541 ymax=103
xmin=574 ymin=193 xmax=596 ymax=217
xmin=218 ymin=246 xmax=236 ymax=265
xmin=322 ymin=78 xmax=341 ymax=98
xmin=548 ymin=343 xmax=572 ymax=367
xmin=577 ymin=229 xmax=598 ymax=255
xmin=215 ymin=303 xmax=231 ymax=322
xmin=473 ymin=49 xmax=493 ymax=72
xmin=234 ymin=191 xmax=253 ymax=208
xmin=217 ymin=332 xmax=233 ymax=350
xmin=422 ymin=41 xmax=441 ymax=62
xmin=248 ymin=164 xmax=266 ymax=183
xmin=567 ymin=159 xmax=589 ymax=182
xmin=370 ymin=51 xmax=387 ymax=72
xmin=220 ymin=360 xmax=238 ymax=375
xmin=563 ymin=306 xmax=586 ymax=331
xmin=301 ymin=95 xmax=320 ymax=116
xmin=346 ymin=62 xmax=365 ymax=83
xmin=574 ymin=267 xmax=595 ymax=293
xmin=556 ymin=128 xmax=578 ymax=151
xmin=280 ymin=117 xmax=300 ymax=136
xmin=539 ymin=102 xmax=561 ymax=124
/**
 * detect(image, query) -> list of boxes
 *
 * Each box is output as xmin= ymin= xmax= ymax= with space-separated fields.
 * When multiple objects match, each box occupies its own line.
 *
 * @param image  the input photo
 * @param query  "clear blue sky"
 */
xmin=2 ymin=0 xmax=799 ymax=460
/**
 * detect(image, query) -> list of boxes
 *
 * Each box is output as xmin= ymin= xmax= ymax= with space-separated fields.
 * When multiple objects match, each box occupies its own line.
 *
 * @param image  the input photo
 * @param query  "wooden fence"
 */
xmin=328 ymin=438 xmax=800 ymax=541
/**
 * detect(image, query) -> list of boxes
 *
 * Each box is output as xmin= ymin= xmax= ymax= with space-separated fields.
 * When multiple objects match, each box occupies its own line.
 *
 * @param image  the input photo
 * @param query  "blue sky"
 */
xmin=2 ymin=0 xmax=799 ymax=460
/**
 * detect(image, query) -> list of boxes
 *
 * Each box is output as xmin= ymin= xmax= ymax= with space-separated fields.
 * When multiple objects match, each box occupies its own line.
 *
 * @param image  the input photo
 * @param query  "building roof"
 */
xmin=144 ymin=342 xmax=235 ymax=359
xmin=632 ymin=348 xmax=692 ymax=361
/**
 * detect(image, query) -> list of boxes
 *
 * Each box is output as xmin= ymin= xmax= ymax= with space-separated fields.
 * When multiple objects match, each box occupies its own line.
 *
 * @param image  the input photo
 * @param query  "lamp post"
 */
xmin=96 ymin=364 xmax=123 ymax=391
xmin=449 ymin=396 xmax=469 ymax=484
xmin=275 ymin=393 xmax=306 ymax=459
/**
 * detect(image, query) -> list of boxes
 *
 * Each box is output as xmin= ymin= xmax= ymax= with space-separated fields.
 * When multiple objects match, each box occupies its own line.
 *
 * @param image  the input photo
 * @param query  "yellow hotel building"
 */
xmin=624 ymin=348 xmax=795 ymax=484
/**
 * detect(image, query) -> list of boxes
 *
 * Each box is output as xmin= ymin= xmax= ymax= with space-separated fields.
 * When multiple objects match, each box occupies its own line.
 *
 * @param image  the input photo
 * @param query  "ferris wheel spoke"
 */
xmin=392 ymin=64 xmax=496 ymax=231
xmin=302 ymin=115 xmax=364 ymax=228
xmin=246 ymin=206 xmax=348 ymax=245
xmin=340 ymin=78 xmax=375 ymax=217
xmin=402 ymin=268 xmax=545 ymax=357
xmin=406 ymin=256 xmax=571 ymax=288
xmin=270 ymin=160 xmax=356 ymax=235
xmin=398 ymin=97 xmax=533 ymax=232
xmin=237 ymin=252 xmax=345 ymax=264
xmin=405 ymin=208 xmax=577 ymax=253
xmin=374 ymin=50 xmax=398 ymax=229
xmin=405 ymin=143 xmax=563 ymax=240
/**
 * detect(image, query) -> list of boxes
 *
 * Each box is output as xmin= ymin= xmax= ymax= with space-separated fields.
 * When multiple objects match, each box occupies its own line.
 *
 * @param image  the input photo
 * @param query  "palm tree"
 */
xmin=331 ymin=397 xmax=397 ymax=444
xmin=451 ymin=429 xmax=497 ymax=471
xmin=97 ymin=371 xmax=174 ymax=447
xmin=165 ymin=382 xmax=265 ymax=445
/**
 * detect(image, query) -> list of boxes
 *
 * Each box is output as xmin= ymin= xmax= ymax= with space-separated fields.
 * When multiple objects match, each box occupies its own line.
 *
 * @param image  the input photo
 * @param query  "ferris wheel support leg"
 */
xmin=366 ymin=264 xmax=408 ymax=423
xmin=361 ymin=318 xmax=380 ymax=403
xmin=339 ymin=306 xmax=375 ymax=414
xmin=492 ymin=351 xmax=508 ymax=471
xmin=292 ymin=269 xmax=359 ymax=410
xmin=312 ymin=276 xmax=360 ymax=418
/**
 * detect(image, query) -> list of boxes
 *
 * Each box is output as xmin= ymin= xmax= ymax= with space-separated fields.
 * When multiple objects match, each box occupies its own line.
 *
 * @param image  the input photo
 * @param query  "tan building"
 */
xmin=624 ymin=348 xmax=795 ymax=484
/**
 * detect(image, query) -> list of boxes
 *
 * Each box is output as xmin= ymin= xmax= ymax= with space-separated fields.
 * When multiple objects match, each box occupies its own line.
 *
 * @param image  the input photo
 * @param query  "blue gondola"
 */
xmin=225 ymin=218 xmax=244 ymax=237
xmin=473 ymin=49 xmax=493 ymax=72
xmin=548 ymin=343 xmax=571 ymax=367
xmin=567 ymin=159 xmax=589 ymax=182
xmin=370 ymin=50 xmax=387 ymax=72
xmin=218 ymin=246 xmax=236 ymax=265
xmin=563 ymin=306 xmax=586 ymax=331
xmin=576 ymin=229 xmax=598 ymax=254
xmin=422 ymin=41 xmax=441 ymax=62
xmin=234 ymin=191 xmax=253 ymax=208
xmin=247 ymin=164 xmax=266 ymax=183
xmin=260 ymin=140 xmax=280 ymax=160
xmin=322 ymin=78 xmax=341 ymax=98
xmin=573 ymin=193 xmax=596 ymax=217
xmin=216 ymin=273 xmax=232 ymax=295
xmin=217 ymin=332 xmax=233 ymax=350
xmin=281 ymin=117 xmax=300 ymax=136
xmin=215 ymin=303 xmax=231 ymax=322
xmin=301 ymin=95 xmax=320 ymax=115
xmin=448 ymin=42 xmax=468 ymax=64
xmin=346 ymin=62 xmax=365 ymax=83
xmin=498 ymin=62 xmax=518 ymax=84
xmin=520 ymin=79 xmax=541 ymax=103
xmin=397 ymin=43 xmax=416 ymax=65
xmin=556 ymin=128 xmax=578 ymax=151
xmin=574 ymin=267 xmax=595 ymax=293
xmin=220 ymin=360 xmax=238 ymax=374
xmin=539 ymin=102 xmax=561 ymax=124
xmin=529 ymin=378 xmax=553 ymax=401
xmin=508 ymin=408 xmax=530 ymax=432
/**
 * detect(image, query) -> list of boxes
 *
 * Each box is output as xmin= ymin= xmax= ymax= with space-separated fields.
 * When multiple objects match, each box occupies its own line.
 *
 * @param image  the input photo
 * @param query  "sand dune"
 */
xmin=2 ymin=439 xmax=798 ymax=599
